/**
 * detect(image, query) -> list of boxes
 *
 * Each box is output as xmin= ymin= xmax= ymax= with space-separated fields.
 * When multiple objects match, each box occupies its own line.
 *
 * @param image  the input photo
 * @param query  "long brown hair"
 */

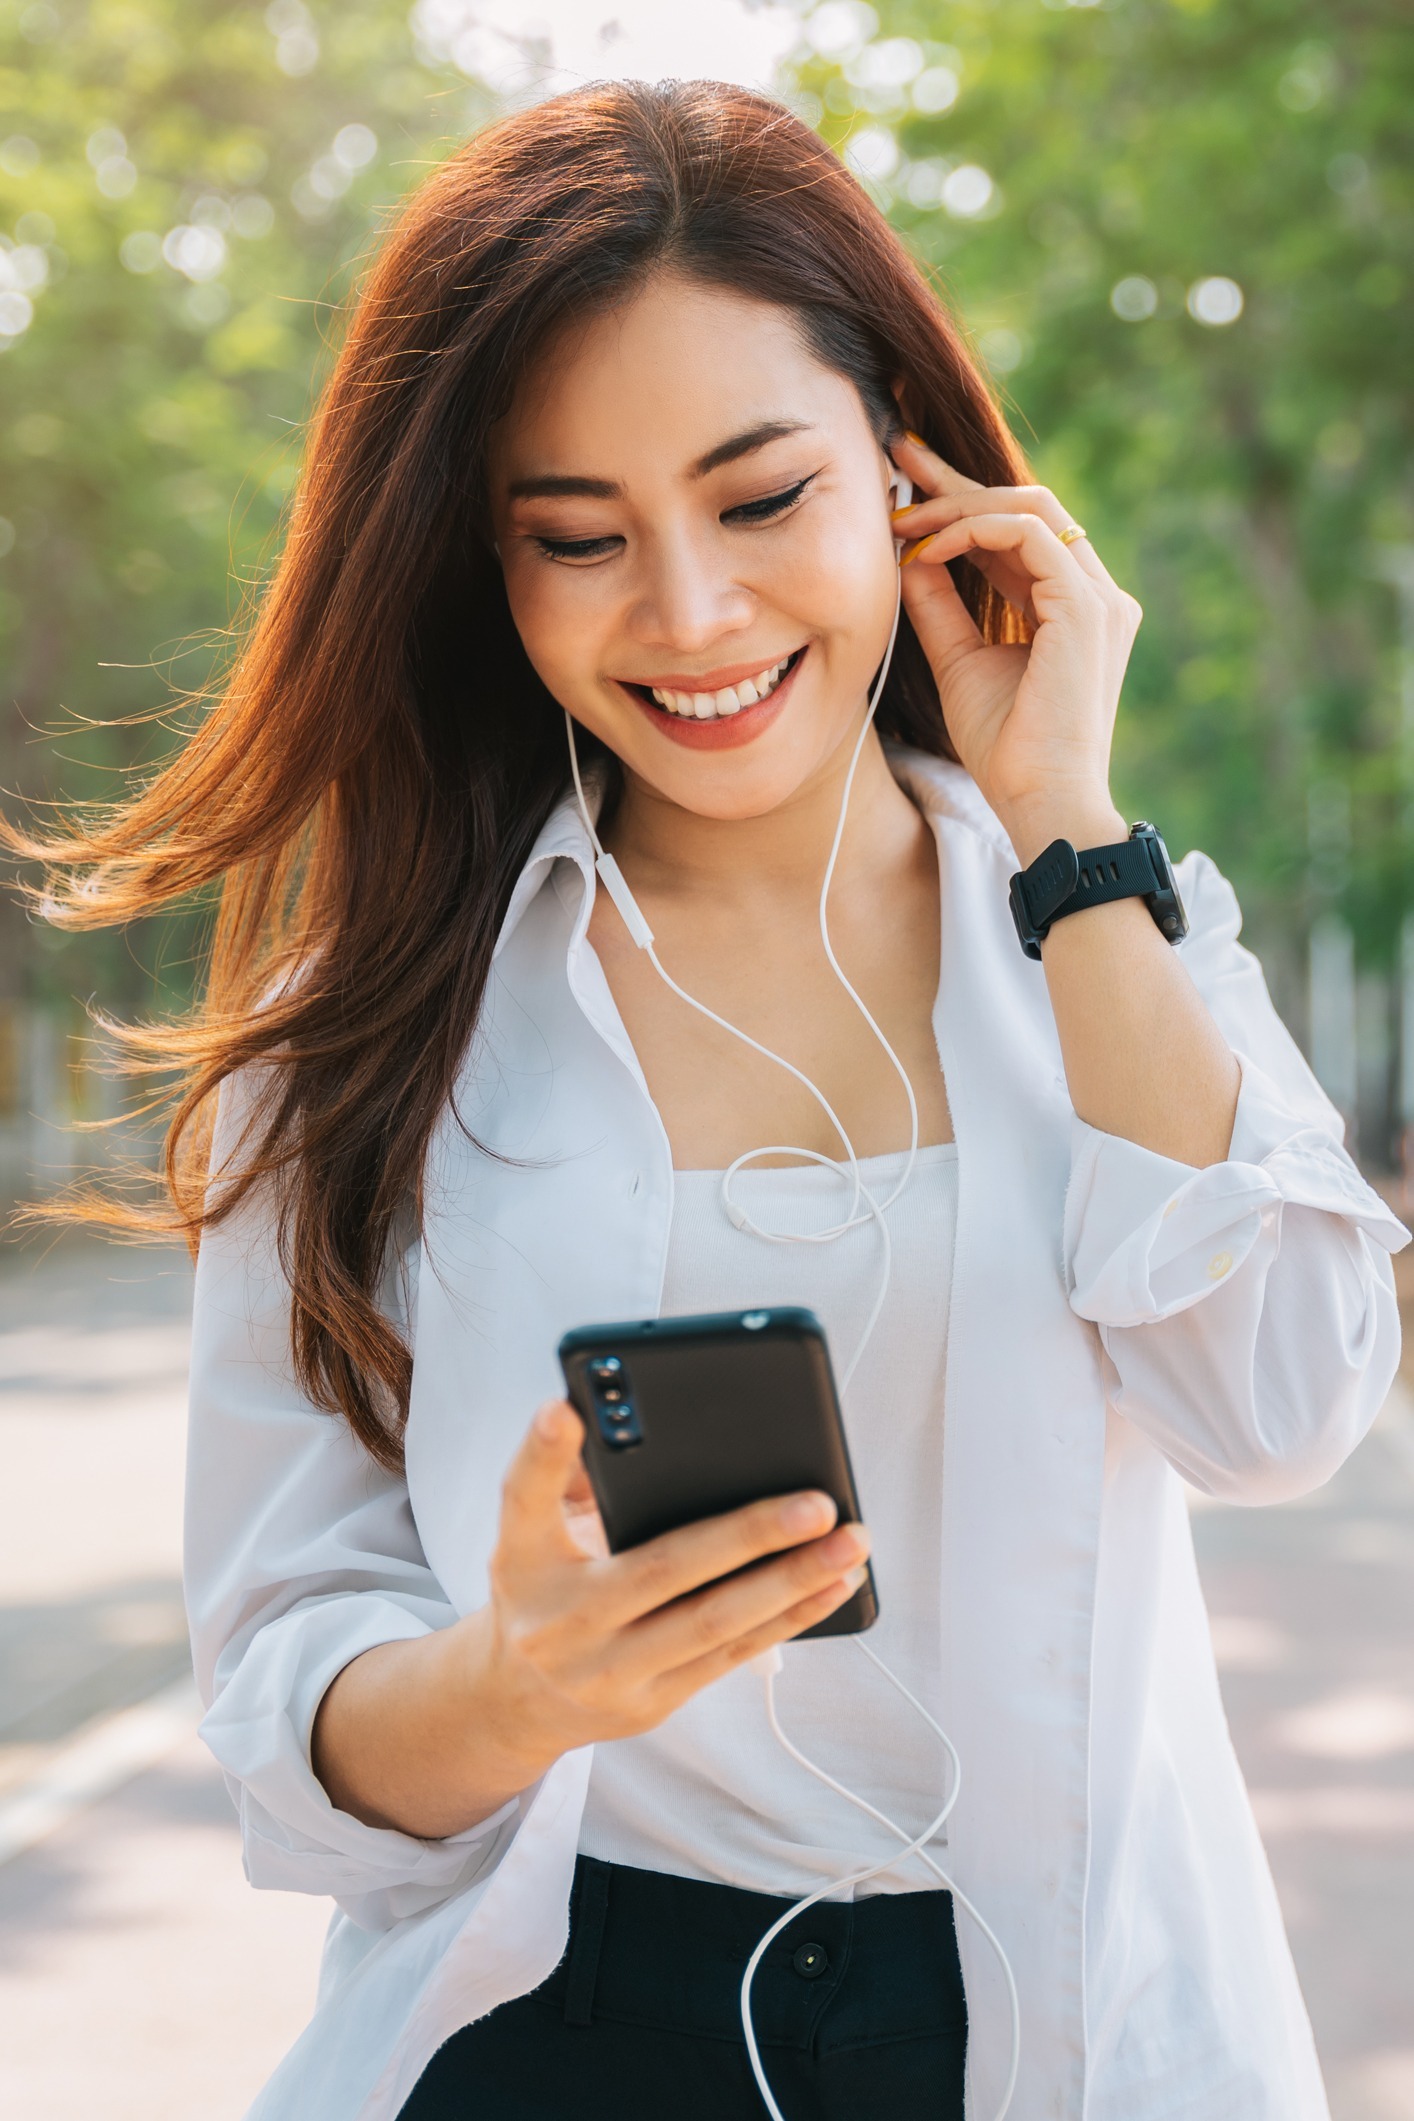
xmin=8 ymin=80 xmax=1028 ymax=1470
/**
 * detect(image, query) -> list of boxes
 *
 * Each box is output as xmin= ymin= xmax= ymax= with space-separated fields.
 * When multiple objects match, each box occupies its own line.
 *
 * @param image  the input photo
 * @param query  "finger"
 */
xmin=559 ymin=1449 xmax=608 ymax=1556
xmin=651 ymin=1570 xmax=868 ymax=1706
xmin=565 ymin=1505 xmax=610 ymax=1560
xmin=907 ymin=512 xmax=1097 ymax=613
xmin=623 ymin=1521 xmax=871 ymax=1679
xmin=904 ymin=517 xmax=1043 ymax=623
xmin=898 ymin=539 xmax=986 ymax=667
xmin=497 ymin=1400 xmax=591 ymax=1565
xmin=902 ymin=484 xmax=1113 ymax=590
xmin=891 ymin=430 xmax=984 ymax=499
xmin=593 ymin=1488 xmax=841 ymax=1629
xmin=891 ymin=496 xmax=970 ymax=538
xmin=908 ymin=531 xmax=1040 ymax=625
xmin=564 ymin=1457 xmax=597 ymax=1510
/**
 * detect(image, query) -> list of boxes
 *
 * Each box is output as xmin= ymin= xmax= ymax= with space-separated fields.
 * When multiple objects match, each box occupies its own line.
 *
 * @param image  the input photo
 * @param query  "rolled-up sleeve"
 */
xmin=184 ymin=1071 xmax=518 ymax=1931
xmin=1063 ymin=852 xmax=1409 ymax=1504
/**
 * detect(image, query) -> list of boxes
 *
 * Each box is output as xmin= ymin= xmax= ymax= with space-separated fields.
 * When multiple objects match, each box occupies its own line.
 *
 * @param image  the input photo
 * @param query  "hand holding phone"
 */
xmin=560 ymin=1306 xmax=878 ymax=1640
xmin=474 ymin=1386 xmax=870 ymax=1786
xmin=311 ymin=1315 xmax=873 ymax=1849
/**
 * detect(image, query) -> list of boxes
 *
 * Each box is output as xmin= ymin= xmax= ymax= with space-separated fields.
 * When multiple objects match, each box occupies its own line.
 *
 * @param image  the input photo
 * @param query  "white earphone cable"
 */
xmin=563 ymin=467 xmax=1019 ymax=2118
xmin=742 ymin=1640 xmax=1020 ymax=2121
xmin=565 ymin=568 xmax=908 ymax=1388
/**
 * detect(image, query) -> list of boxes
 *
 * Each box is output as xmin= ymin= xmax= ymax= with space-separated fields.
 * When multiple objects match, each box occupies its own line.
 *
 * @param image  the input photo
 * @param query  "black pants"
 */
xmin=398 ymin=1855 xmax=968 ymax=2119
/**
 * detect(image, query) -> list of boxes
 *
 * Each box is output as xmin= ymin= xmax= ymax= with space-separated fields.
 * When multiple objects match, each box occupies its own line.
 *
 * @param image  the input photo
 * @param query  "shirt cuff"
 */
xmin=199 ymin=1592 xmax=519 ymax=1922
xmin=1064 ymin=1051 xmax=1410 ymax=1329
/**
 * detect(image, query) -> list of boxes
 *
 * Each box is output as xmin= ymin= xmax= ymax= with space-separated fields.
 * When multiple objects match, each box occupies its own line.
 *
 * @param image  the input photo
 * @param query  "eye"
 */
xmin=534 ymin=533 xmax=623 ymax=564
xmin=528 ymin=471 xmax=817 ymax=561
xmin=723 ymin=474 xmax=816 ymax=526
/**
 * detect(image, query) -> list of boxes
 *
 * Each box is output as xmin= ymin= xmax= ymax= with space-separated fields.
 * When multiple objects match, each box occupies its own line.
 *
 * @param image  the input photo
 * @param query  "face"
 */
xmin=486 ymin=272 xmax=901 ymax=822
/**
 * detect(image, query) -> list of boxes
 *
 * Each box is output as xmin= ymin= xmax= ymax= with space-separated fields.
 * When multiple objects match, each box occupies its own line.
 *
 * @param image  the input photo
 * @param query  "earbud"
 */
xmin=888 ymin=463 xmax=913 ymax=557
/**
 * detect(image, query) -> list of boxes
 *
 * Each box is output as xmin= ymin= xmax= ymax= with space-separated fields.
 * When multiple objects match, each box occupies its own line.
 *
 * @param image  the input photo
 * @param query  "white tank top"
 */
xmin=577 ymin=1142 xmax=957 ymax=1898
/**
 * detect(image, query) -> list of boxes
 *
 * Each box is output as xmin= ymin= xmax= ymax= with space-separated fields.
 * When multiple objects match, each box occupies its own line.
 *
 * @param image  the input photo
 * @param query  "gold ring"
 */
xmin=1057 ymin=523 xmax=1088 ymax=547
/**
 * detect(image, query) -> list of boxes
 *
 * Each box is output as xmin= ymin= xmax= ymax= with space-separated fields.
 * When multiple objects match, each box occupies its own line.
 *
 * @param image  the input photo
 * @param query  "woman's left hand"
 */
xmin=890 ymin=432 xmax=1141 ymax=863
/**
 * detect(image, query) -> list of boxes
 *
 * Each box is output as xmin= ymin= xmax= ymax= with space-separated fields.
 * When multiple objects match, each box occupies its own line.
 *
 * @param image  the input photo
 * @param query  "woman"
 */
xmin=18 ymin=80 xmax=1405 ymax=2121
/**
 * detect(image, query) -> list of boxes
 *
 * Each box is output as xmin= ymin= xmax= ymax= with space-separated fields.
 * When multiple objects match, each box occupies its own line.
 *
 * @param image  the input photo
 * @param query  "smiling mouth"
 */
xmin=623 ymin=649 xmax=805 ymax=723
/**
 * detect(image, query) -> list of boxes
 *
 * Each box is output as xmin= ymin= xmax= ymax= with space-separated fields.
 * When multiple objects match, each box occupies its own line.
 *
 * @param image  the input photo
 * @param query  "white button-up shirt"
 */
xmin=185 ymin=749 xmax=1407 ymax=2121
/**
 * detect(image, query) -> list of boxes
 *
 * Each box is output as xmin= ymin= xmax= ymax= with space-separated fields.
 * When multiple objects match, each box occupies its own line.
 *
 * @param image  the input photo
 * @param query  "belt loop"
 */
xmin=563 ymin=1858 xmax=613 ymax=2027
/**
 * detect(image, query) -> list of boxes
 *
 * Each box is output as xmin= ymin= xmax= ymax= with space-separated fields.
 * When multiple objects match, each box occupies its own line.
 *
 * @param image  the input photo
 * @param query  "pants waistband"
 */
xmin=539 ymin=1855 xmax=966 ymax=2055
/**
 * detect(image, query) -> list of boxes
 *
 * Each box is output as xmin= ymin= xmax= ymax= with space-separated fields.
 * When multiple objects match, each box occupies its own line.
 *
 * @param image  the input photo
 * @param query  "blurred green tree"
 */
xmin=1 ymin=0 xmax=1410 ymax=1130
xmin=0 ymin=0 xmax=494 ymax=1022
xmin=791 ymin=0 xmax=1413 ymax=1037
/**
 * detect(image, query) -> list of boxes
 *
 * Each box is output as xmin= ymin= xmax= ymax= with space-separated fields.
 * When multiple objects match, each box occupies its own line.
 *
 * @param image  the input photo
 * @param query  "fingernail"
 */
xmin=535 ymin=1404 xmax=563 ymax=1442
xmin=823 ymin=1524 xmax=868 ymax=1567
xmin=900 ymin=533 xmax=939 ymax=568
xmin=840 ymin=1564 xmax=869 ymax=1595
xmin=782 ymin=1492 xmax=836 ymax=1534
xmin=890 ymin=505 xmax=915 ymax=520
xmin=905 ymin=428 xmax=927 ymax=447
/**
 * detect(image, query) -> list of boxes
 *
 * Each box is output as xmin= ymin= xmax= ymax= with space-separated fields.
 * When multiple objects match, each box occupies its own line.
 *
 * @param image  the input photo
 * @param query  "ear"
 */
xmin=889 ymin=375 xmax=921 ymax=433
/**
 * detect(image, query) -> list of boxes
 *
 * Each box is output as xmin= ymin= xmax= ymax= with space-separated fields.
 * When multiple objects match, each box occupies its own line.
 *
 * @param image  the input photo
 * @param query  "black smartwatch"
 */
xmin=1009 ymin=821 xmax=1188 ymax=960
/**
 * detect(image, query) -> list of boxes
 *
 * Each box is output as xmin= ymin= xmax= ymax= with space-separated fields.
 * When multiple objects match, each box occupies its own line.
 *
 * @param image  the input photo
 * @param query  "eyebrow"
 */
xmin=506 ymin=419 xmax=815 ymax=502
xmin=693 ymin=418 xmax=813 ymax=478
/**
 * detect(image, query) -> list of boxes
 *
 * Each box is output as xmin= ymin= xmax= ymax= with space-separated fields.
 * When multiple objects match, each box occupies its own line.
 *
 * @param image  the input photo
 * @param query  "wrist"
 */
xmin=446 ymin=1606 xmax=564 ymax=1798
xmin=1000 ymin=788 xmax=1129 ymax=870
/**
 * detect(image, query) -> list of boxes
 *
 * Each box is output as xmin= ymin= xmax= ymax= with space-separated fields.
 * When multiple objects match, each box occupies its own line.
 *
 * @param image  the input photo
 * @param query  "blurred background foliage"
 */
xmin=0 ymin=0 xmax=1410 ymax=1163
xmin=803 ymin=0 xmax=1414 ymax=1055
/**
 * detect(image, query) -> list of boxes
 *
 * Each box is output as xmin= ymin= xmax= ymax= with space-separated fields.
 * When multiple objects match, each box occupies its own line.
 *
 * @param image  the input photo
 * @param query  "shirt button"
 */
xmin=1207 ymin=1250 xmax=1233 ymax=1280
xmin=792 ymin=1941 xmax=829 ymax=1980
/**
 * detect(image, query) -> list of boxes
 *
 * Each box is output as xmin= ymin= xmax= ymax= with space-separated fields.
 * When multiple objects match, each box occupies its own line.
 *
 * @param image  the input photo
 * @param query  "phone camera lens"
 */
xmin=586 ymin=1355 xmax=641 ymax=1449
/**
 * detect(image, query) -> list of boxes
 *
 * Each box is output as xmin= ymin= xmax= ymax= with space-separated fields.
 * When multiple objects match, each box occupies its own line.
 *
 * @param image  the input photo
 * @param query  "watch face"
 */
xmin=1147 ymin=836 xmax=1176 ymax=890
xmin=1138 ymin=830 xmax=1188 ymax=943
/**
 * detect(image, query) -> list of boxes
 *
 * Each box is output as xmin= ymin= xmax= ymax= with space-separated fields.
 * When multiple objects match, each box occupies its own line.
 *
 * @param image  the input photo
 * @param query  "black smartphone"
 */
xmin=557 ymin=1306 xmax=877 ymax=1640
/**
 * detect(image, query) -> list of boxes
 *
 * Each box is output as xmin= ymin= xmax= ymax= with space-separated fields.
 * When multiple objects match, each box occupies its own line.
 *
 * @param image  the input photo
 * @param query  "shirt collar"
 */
xmin=491 ymin=745 xmax=1008 ymax=964
xmin=491 ymin=766 xmax=604 ymax=962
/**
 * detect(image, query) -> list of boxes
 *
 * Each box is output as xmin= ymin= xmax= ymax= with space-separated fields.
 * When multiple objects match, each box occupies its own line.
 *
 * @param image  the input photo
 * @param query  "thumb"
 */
xmin=498 ymin=1400 xmax=589 ymax=1565
xmin=901 ymin=547 xmax=985 ymax=674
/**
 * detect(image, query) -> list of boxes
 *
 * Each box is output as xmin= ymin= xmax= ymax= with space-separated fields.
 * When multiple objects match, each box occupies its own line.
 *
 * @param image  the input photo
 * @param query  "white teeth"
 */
xmin=647 ymin=654 xmax=795 ymax=719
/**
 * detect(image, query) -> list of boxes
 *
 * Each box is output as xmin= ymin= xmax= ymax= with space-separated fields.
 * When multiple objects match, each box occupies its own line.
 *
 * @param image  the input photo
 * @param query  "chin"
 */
xmin=626 ymin=714 xmax=859 ymax=824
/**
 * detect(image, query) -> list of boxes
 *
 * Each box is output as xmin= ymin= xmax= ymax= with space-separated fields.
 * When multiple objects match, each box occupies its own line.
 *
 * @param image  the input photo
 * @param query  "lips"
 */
xmin=617 ymin=648 xmax=807 ymax=750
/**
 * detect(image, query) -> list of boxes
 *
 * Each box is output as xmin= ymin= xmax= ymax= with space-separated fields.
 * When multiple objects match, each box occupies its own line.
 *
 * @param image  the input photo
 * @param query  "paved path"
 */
xmin=1190 ymin=1387 xmax=1414 ymax=2121
xmin=0 ymin=1238 xmax=329 ymax=2119
xmin=0 ymin=1730 xmax=330 ymax=2121
xmin=0 ymin=1235 xmax=1410 ymax=2118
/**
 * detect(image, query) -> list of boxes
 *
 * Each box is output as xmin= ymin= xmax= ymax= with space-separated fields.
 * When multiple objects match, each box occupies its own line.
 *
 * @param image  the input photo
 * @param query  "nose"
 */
xmin=626 ymin=521 xmax=756 ymax=658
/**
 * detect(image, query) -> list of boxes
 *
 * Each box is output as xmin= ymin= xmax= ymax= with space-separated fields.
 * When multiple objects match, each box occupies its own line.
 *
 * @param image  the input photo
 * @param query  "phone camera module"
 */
xmin=587 ymin=1356 xmax=642 ymax=1450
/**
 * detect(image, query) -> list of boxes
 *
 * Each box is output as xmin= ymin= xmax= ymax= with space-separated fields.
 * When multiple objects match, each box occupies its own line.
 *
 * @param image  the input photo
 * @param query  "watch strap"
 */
xmin=1010 ymin=830 xmax=1172 ymax=959
xmin=1061 ymin=837 xmax=1163 ymax=915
